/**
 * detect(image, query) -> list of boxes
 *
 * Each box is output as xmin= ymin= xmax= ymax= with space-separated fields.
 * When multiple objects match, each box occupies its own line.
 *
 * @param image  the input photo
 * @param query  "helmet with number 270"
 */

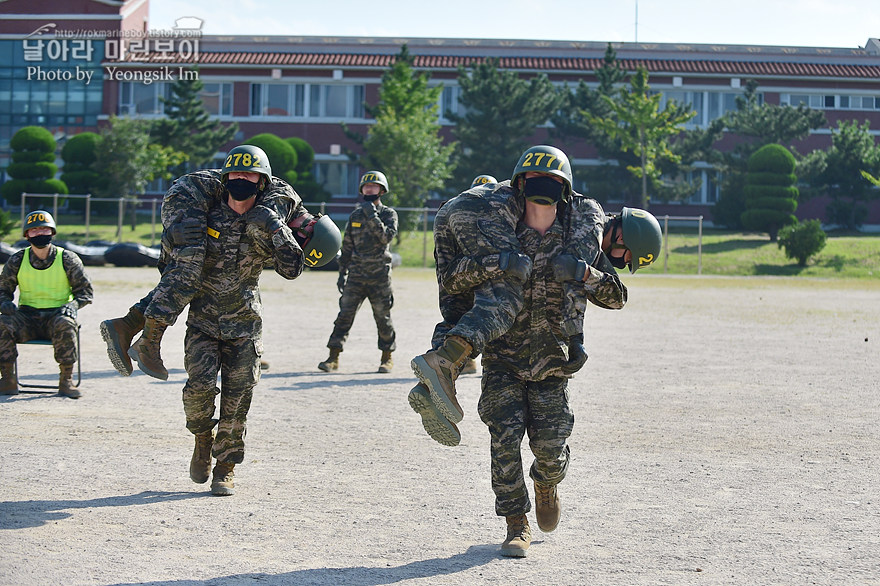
xmin=23 ymin=209 xmax=56 ymax=237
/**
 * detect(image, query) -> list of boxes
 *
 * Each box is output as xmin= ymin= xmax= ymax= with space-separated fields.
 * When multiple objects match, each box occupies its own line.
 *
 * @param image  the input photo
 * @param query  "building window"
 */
xmin=198 ymin=83 xmax=233 ymax=116
xmin=251 ymin=83 xmax=364 ymax=119
xmin=314 ymin=160 xmax=360 ymax=197
xmin=119 ymin=81 xmax=232 ymax=116
xmin=781 ymin=93 xmax=880 ymax=110
xmin=439 ymin=86 xmax=466 ymax=123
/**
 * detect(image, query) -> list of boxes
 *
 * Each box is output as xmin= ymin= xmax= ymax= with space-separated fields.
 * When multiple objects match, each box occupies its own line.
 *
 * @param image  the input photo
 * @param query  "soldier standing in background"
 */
xmin=318 ymin=171 xmax=399 ymax=373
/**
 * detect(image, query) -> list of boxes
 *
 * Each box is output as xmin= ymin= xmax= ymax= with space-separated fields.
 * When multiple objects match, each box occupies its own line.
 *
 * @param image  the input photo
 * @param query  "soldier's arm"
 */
xmin=61 ymin=252 xmax=94 ymax=308
xmin=266 ymin=225 xmax=305 ymax=281
xmin=440 ymin=254 xmax=519 ymax=295
xmin=361 ymin=204 xmax=398 ymax=245
xmin=337 ymin=218 xmax=354 ymax=276
xmin=0 ymin=253 xmax=22 ymax=304
xmin=583 ymin=253 xmax=627 ymax=310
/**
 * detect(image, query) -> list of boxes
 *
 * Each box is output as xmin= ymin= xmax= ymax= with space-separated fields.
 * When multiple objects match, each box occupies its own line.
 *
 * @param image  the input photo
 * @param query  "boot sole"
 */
xmin=500 ymin=545 xmax=529 ymax=558
xmin=100 ymin=321 xmax=133 ymax=376
xmin=410 ymin=356 xmax=464 ymax=423
xmin=210 ymin=486 xmax=235 ymax=496
xmin=317 ymin=363 xmax=337 ymax=372
xmin=128 ymin=345 xmax=169 ymax=381
xmin=408 ymin=385 xmax=461 ymax=446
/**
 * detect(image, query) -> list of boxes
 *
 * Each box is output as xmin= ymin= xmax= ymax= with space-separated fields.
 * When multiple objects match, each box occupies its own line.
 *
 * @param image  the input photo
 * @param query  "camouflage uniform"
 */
xmin=131 ymin=171 xmax=310 ymax=325
xmin=326 ymin=201 xmax=398 ymax=352
xmin=181 ymin=194 xmax=304 ymax=465
xmin=476 ymin=195 xmax=627 ymax=518
xmin=0 ymin=245 xmax=93 ymax=364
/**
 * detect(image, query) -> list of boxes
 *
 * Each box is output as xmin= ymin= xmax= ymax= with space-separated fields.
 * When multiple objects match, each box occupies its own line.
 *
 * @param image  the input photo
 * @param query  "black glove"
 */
xmin=289 ymin=212 xmax=318 ymax=247
xmin=59 ymin=302 xmax=78 ymax=320
xmin=361 ymin=201 xmax=377 ymax=216
xmin=498 ymin=251 xmax=532 ymax=283
xmin=337 ymin=274 xmax=347 ymax=294
xmin=0 ymin=301 xmax=16 ymax=315
xmin=246 ymin=205 xmax=285 ymax=234
xmin=552 ymin=254 xmax=588 ymax=282
xmin=561 ymin=336 xmax=588 ymax=376
xmin=168 ymin=217 xmax=203 ymax=247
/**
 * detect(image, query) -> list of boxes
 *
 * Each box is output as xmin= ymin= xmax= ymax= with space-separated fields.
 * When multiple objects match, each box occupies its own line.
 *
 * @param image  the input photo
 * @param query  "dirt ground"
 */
xmin=1 ymin=266 xmax=878 ymax=586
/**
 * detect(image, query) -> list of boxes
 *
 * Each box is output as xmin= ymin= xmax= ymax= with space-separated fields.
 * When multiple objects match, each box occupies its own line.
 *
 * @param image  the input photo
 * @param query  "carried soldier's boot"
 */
xmin=500 ymin=514 xmax=531 ymax=558
xmin=378 ymin=350 xmax=393 ymax=373
xmin=128 ymin=318 xmax=169 ymax=380
xmin=318 ymin=348 xmax=341 ymax=372
xmin=210 ymin=461 xmax=235 ymax=496
xmin=58 ymin=364 xmax=80 ymax=399
xmin=189 ymin=431 xmax=214 ymax=484
xmin=534 ymin=480 xmax=561 ymax=532
xmin=0 ymin=362 xmax=19 ymax=395
xmin=460 ymin=358 xmax=478 ymax=375
xmin=410 ymin=335 xmax=472 ymax=424
xmin=100 ymin=307 xmax=145 ymax=376
xmin=260 ymin=360 xmax=270 ymax=371
xmin=407 ymin=382 xmax=461 ymax=446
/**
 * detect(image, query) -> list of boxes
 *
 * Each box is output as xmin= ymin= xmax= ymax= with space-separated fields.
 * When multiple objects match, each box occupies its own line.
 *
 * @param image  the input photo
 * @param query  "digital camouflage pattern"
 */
xmin=133 ymin=171 xmax=310 ymax=324
xmin=0 ymin=245 xmax=93 ymax=364
xmin=327 ymin=201 xmax=398 ymax=351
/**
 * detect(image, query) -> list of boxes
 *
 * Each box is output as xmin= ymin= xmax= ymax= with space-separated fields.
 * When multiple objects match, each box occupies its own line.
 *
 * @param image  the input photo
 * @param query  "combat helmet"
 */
xmin=470 ymin=174 xmax=497 ymax=188
xmin=620 ymin=207 xmax=662 ymax=273
xmin=23 ymin=209 xmax=56 ymax=237
xmin=359 ymin=171 xmax=389 ymax=195
xmin=221 ymin=145 xmax=272 ymax=188
xmin=511 ymin=145 xmax=573 ymax=201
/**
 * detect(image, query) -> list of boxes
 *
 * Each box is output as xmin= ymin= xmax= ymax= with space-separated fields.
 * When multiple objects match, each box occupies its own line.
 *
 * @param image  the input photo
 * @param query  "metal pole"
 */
xmin=662 ymin=215 xmax=669 ymax=273
xmin=116 ymin=197 xmax=124 ymax=242
xmin=422 ymin=208 xmax=428 ymax=267
xmin=52 ymin=193 xmax=58 ymax=220
xmin=85 ymin=194 xmax=91 ymax=241
xmin=151 ymin=198 xmax=157 ymax=246
xmin=698 ymin=215 xmax=703 ymax=275
xmin=20 ymin=193 xmax=26 ymax=229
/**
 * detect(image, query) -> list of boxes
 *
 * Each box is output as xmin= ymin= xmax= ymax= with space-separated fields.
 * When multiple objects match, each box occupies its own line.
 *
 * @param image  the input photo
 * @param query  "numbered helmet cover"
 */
xmin=221 ymin=145 xmax=272 ymax=181
xmin=470 ymin=174 xmax=497 ymax=188
xmin=302 ymin=215 xmax=343 ymax=268
xmin=23 ymin=209 xmax=57 ymax=237
xmin=511 ymin=145 xmax=573 ymax=199
xmin=621 ymin=207 xmax=662 ymax=273
xmin=359 ymin=171 xmax=389 ymax=195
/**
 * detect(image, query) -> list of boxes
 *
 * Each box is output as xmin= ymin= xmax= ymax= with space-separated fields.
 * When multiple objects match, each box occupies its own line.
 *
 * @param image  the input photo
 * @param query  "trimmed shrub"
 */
xmin=244 ymin=133 xmax=297 ymax=179
xmin=2 ymin=126 xmax=68 ymax=205
xmin=741 ymin=144 xmax=798 ymax=241
xmin=777 ymin=219 xmax=827 ymax=266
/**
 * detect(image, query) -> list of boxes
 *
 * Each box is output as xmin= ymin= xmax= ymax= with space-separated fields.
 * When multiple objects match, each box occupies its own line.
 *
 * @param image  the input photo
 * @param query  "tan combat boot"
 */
xmin=534 ymin=480 xmax=561 ymax=532
xmin=378 ymin=350 xmax=393 ymax=373
xmin=210 ymin=462 xmax=235 ymax=496
xmin=189 ymin=431 xmax=214 ymax=484
xmin=128 ymin=318 xmax=169 ymax=380
xmin=0 ymin=362 xmax=19 ymax=395
xmin=460 ymin=358 xmax=478 ymax=375
xmin=318 ymin=348 xmax=341 ymax=372
xmin=58 ymin=364 xmax=80 ymax=399
xmin=410 ymin=335 xmax=472 ymax=423
xmin=260 ymin=360 xmax=270 ymax=370
xmin=407 ymin=382 xmax=461 ymax=446
xmin=100 ymin=307 xmax=145 ymax=376
xmin=500 ymin=514 xmax=531 ymax=558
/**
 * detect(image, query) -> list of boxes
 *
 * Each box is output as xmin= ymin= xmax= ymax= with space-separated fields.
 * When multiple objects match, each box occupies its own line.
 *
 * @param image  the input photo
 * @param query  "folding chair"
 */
xmin=14 ymin=324 xmax=81 ymax=393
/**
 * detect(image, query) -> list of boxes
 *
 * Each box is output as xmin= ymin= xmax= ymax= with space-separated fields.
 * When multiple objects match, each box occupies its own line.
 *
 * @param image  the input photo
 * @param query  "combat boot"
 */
xmin=534 ymin=480 xmax=561 ymax=532
xmin=189 ymin=431 xmax=214 ymax=484
xmin=378 ymin=350 xmax=393 ymax=373
xmin=318 ymin=348 xmax=341 ymax=372
xmin=210 ymin=462 xmax=235 ymax=496
xmin=410 ymin=335 xmax=472 ymax=424
xmin=58 ymin=364 xmax=80 ymax=399
xmin=461 ymin=358 xmax=478 ymax=375
xmin=0 ymin=362 xmax=18 ymax=395
xmin=407 ymin=382 xmax=461 ymax=446
xmin=260 ymin=359 xmax=270 ymax=370
xmin=100 ymin=307 xmax=145 ymax=376
xmin=500 ymin=514 xmax=531 ymax=558
xmin=128 ymin=318 xmax=169 ymax=380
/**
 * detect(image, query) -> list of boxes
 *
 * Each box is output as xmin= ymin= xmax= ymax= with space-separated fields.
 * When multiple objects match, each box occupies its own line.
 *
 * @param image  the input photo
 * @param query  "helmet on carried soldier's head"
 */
xmin=511 ymin=145 xmax=573 ymax=201
xmin=471 ymin=174 xmax=497 ymax=188
xmin=359 ymin=171 xmax=389 ymax=195
xmin=221 ymin=145 xmax=272 ymax=187
xmin=300 ymin=215 xmax=343 ymax=268
xmin=23 ymin=209 xmax=56 ymax=237
xmin=620 ymin=207 xmax=662 ymax=273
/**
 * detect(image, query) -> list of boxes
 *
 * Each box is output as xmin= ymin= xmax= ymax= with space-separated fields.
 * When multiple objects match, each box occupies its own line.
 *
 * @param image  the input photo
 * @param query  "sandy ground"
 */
xmin=1 ymin=266 xmax=878 ymax=586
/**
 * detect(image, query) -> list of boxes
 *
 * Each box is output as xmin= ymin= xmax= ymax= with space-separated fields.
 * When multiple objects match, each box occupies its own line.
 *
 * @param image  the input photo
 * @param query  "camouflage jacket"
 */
xmin=0 ymin=244 xmax=94 ymax=309
xmin=338 ymin=201 xmax=398 ymax=282
xmin=186 ymin=196 xmax=304 ymax=340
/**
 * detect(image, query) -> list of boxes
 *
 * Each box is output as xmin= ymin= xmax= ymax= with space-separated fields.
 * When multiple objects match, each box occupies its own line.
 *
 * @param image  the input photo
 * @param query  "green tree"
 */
xmin=801 ymin=120 xmax=880 ymax=230
xmin=61 ymin=132 xmax=104 ymax=210
xmin=345 ymin=45 xmax=456 ymax=230
xmin=151 ymin=68 xmax=238 ymax=175
xmin=285 ymin=136 xmax=329 ymax=202
xmin=1 ymin=126 xmax=68 ymax=206
xmin=741 ymin=143 xmax=799 ymax=241
xmin=712 ymin=80 xmax=826 ymax=228
xmin=777 ymin=219 xmax=827 ymax=266
xmin=587 ymin=68 xmax=696 ymax=209
xmin=244 ymin=133 xmax=298 ymax=185
xmin=448 ymin=57 xmax=561 ymax=192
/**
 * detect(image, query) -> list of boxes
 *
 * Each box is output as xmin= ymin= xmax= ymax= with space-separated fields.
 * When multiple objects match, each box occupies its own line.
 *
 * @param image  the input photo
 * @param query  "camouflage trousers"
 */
xmin=182 ymin=326 xmax=262 ymax=465
xmin=441 ymin=280 xmax=523 ymax=354
xmin=133 ymin=242 xmax=205 ymax=326
xmin=0 ymin=308 xmax=77 ymax=365
xmin=478 ymin=370 xmax=574 ymax=517
xmin=327 ymin=278 xmax=396 ymax=351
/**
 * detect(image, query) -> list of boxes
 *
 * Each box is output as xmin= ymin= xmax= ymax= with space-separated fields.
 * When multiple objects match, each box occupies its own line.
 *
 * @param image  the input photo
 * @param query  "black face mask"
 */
xmin=609 ymin=252 xmax=629 ymax=270
xmin=522 ymin=175 xmax=564 ymax=206
xmin=226 ymin=178 xmax=259 ymax=201
xmin=28 ymin=234 xmax=53 ymax=249
xmin=606 ymin=220 xmax=629 ymax=269
xmin=362 ymin=193 xmax=380 ymax=202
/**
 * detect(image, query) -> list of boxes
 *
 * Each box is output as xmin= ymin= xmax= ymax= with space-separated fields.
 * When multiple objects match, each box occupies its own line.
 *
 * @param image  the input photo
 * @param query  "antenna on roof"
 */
xmin=634 ymin=0 xmax=639 ymax=43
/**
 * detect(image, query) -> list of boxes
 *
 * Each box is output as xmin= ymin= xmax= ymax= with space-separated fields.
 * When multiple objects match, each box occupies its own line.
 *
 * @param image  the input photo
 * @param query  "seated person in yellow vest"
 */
xmin=0 ymin=210 xmax=94 ymax=398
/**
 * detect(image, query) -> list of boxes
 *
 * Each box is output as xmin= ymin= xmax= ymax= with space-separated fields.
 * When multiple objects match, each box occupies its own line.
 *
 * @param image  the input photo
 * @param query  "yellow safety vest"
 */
xmin=18 ymin=247 xmax=74 ymax=309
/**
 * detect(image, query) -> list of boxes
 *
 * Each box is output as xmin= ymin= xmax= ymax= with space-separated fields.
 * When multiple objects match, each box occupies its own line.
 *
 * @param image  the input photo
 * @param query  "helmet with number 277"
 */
xmin=511 ymin=145 xmax=573 ymax=200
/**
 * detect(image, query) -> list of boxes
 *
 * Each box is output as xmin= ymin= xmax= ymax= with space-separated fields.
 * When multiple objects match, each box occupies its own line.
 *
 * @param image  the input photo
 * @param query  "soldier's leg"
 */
xmin=182 ymin=327 xmax=222 ymax=437
xmin=447 ymin=279 xmax=524 ymax=354
xmin=214 ymin=336 xmax=260 ymax=465
xmin=477 ymin=369 xmax=530 ymax=517
xmin=326 ymin=280 xmax=368 ymax=350
xmin=367 ymin=278 xmax=396 ymax=352
xmin=0 ymin=312 xmax=35 ymax=393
